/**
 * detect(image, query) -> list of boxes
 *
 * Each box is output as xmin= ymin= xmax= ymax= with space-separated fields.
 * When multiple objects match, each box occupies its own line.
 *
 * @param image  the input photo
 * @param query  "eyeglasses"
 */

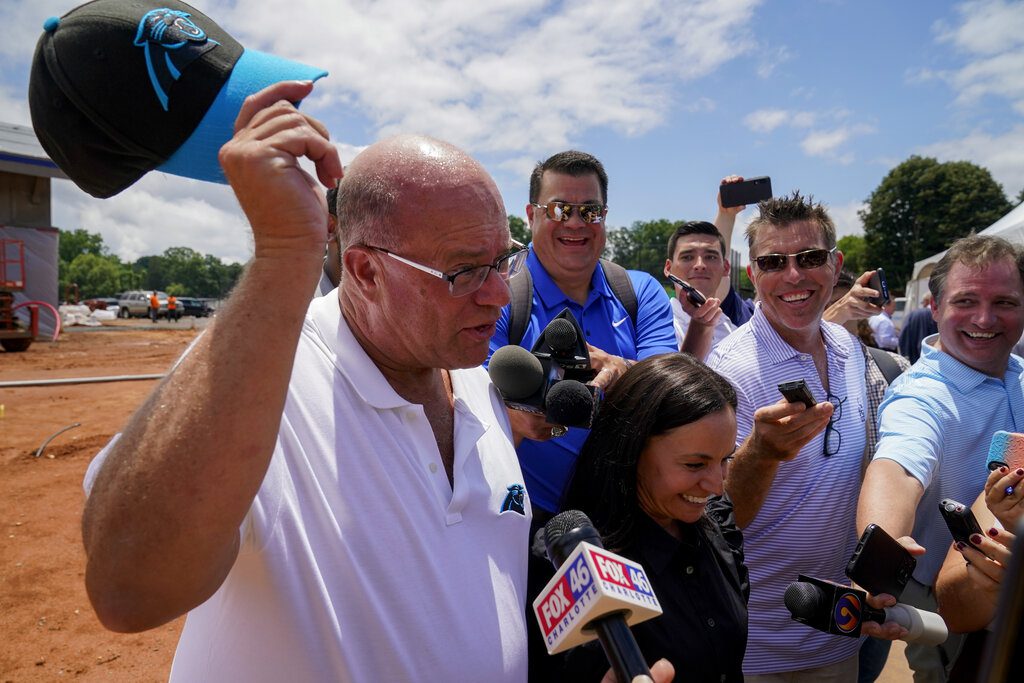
xmin=364 ymin=241 xmax=528 ymax=297
xmin=531 ymin=202 xmax=606 ymax=224
xmin=824 ymin=392 xmax=845 ymax=457
xmin=753 ymin=247 xmax=836 ymax=273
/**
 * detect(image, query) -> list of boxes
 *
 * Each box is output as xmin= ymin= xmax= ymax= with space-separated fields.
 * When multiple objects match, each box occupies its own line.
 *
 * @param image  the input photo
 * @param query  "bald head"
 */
xmin=336 ymin=135 xmax=501 ymax=252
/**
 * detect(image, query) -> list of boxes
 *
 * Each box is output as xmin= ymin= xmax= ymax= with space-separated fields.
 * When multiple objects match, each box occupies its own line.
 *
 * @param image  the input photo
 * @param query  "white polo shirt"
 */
xmin=87 ymin=293 xmax=532 ymax=682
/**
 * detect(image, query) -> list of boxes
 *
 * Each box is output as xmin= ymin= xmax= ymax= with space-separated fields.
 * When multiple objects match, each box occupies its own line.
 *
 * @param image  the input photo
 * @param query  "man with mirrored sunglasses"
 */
xmin=487 ymin=150 xmax=676 ymax=522
xmin=706 ymin=192 xmax=901 ymax=681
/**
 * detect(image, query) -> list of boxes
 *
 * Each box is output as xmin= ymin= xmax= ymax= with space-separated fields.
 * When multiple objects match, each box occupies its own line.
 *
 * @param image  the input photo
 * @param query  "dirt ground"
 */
xmin=1 ymin=323 xmax=194 ymax=682
xmin=0 ymin=322 xmax=914 ymax=682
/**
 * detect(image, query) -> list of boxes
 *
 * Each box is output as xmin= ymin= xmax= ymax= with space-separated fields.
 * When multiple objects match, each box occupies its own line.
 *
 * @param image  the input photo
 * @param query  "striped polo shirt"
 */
xmin=707 ymin=304 xmax=866 ymax=675
xmin=875 ymin=335 xmax=1024 ymax=584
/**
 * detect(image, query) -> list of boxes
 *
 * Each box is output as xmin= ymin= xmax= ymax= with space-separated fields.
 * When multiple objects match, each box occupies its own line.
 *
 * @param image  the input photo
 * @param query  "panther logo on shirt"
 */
xmin=500 ymin=483 xmax=526 ymax=515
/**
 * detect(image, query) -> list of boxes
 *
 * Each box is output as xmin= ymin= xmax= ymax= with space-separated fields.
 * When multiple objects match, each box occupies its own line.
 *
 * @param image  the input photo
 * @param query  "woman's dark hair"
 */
xmin=561 ymin=353 xmax=737 ymax=552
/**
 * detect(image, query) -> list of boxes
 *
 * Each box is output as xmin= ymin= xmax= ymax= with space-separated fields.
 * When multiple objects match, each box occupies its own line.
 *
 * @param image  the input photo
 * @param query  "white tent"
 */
xmin=904 ymin=202 xmax=1024 ymax=310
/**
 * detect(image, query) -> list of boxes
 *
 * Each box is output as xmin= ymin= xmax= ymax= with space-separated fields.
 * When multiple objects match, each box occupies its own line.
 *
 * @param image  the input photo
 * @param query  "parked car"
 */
xmin=176 ymin=297 xmax=213 ymax=318
xmin=117 ymin=290 xmax=168 ymax=318
xmin=83 ymin=297 xmax=120 ymax=314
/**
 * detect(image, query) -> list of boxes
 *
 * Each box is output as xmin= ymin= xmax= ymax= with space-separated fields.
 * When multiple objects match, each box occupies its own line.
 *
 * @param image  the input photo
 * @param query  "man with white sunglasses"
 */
xmin=706 ymin=192 xmax=900 ymax=681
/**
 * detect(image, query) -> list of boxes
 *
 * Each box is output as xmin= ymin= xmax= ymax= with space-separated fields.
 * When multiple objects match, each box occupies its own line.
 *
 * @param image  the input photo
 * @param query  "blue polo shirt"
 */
xmin=488 ymin=248 xmax=676 ymax=513
xmin=875 ymin=335 xmax=1024 ymax=584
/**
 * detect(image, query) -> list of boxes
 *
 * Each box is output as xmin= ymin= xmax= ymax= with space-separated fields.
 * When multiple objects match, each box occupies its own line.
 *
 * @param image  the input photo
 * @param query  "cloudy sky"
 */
xmin=2 ymin=0 xmax=1022 ymax=265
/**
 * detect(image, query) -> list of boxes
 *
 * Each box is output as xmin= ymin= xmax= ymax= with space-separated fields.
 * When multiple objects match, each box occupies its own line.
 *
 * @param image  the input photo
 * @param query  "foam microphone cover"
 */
xmin=545 ymin=380 xmax=594 ymax=426
xmin=784 ymin=581 xmax=824 ymax=619
xmin=544 ymin=317 xmax=578 ymax=353
xmin=488 ymin=345 xmax=545 ymax=400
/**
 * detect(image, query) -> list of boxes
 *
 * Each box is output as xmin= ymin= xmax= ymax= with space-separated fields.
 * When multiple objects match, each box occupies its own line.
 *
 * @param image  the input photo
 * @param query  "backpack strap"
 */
xmin=599 ymin=259 xmax=638 ymax=328
xmin=507 ymin=259 xmax=638 ymax=346
xmin=867 ymin=345 xmax=904 ymax=385
xmin=507 ymin=268 xmax=534 ymax=347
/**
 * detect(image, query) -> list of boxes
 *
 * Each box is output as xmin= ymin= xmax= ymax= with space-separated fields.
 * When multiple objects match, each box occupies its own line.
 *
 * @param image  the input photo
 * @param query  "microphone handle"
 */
xmin=592 ymin=612 xmax=653 ymax=682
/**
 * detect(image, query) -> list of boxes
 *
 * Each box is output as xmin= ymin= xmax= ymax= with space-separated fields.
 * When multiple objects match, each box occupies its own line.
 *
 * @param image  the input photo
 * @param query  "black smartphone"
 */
xmin=866 ymin=268 xmax=890 ymax=306
xmin=666 ymin=273 xmax=707 ymax=307
xmin=940 ymin=498 xmax=983 ymax=550
xmin=846 ymin=523 xmax=916 ymax=599
xmin=778 ymin=379 xmax=816 ymax=408
xmin=720 ymin=176 xmax=773 ymax=208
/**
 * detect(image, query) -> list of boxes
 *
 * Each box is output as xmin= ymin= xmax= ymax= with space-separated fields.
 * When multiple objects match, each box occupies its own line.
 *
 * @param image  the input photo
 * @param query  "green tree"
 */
xmin=836 ymin=235 xmax=867 ymax=276
xmin=65 ymin=253 xmax=126 ymax=298
xmin=860 ymin=156 xmax=1011 ymax=291
xmin=606 ymin=219 xmax=681 ymax=281
xmin=1017 ymin=187 xmax=1024 ymax=205
xmin=509 ymin=215 xmax=531 ymax=245
xmin=59 ymin=228 xmax=105 ymax=263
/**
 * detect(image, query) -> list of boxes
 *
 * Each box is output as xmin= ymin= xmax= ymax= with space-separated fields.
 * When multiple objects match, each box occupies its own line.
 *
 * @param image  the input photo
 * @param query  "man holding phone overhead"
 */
xmin=858 ymin=235 xmax=1024 ymax=682
xmin=705 ymin=192 xmax=894 ymax=680
xmin=663 ymin=177 xmax=764 ymax=360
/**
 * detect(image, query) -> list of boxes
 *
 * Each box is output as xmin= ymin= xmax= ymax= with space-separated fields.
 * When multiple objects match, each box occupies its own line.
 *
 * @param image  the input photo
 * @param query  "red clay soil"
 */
xmin=1 ymin=327 xmax=196 ymax=681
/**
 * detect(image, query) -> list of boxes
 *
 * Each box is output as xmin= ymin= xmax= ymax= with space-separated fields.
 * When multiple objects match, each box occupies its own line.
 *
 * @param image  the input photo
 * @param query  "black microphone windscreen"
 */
xmin=784 ymin=581 xmax=826 ymax=619
xmin=488 ymin=345 xmax=544 ymax=400
xmin=544 ymin=509 xmax=604 ymax=567
xmin=545 ymin=380 xmax=594 ymax=426
xmin=545 ymin=318 xmax=577 ymax=352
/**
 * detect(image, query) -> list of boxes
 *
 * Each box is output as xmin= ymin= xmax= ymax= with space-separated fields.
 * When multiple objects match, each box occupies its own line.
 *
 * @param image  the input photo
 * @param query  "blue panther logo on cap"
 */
xmin=500 ymin=484 xmax=526 ymax=515
xmin=133 ymin=9 xmax=220 ymax=111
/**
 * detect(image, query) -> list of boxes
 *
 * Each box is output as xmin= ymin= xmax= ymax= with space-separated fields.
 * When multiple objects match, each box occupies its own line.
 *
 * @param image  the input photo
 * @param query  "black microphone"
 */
xmin=542 ymin=511 xmax=656 ymax=683
xmin=488 ymin=345 xmax=545 ymax=400
xmin=544 ymin=317 xmax=578 ymax=357
xmin=784 ymin=575 xmax=947 ymax=645
xmin=544 ymin=379 xmax=595 ymax=427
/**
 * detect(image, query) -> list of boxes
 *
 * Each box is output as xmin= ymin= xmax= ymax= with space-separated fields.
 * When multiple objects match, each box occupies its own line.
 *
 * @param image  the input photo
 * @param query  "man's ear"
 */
xmin=343 ymin=247 xmax=383 ymax=300
xmin=664 ymin=259 xmax=673 ymax=278
xmin=723 ymin=257 xmax=731 ymax=276
xmin=525 ymin=203 xmax=535 ymax=225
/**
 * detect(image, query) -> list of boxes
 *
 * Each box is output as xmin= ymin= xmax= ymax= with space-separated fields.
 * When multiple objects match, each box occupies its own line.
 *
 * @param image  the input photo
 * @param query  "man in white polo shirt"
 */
xmin=707 ymin=192 xmax=897 ymax=681
xmin=81 ymin=83 xmax=533 ymax=681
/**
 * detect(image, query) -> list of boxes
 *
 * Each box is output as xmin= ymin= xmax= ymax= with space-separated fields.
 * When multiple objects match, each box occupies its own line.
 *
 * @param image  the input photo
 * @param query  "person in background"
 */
xmin=664 ymin=220 xmax=731 ymax=361
xmin=868 ymin=298 xmax=899 ymax=351
xmin=898 ymin=294 xmax=938 ymax=363
xmin=317 ymin=185 xmax=342 ymax=296
xmin=149 ymin=291 xmax=159 ymax=323
xmin=166 ymin=294 xmax=179 ymax=322
xmin=488 ymin=150 xmax=676 ymax=523
xmin=530 ymin=353 xmax=747 ymax=682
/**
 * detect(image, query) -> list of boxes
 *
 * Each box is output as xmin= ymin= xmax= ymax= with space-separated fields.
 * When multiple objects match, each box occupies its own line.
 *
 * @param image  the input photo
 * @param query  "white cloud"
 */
xmin=917 ymin=124 xmax=1024 ymax=202
xmin=932 ymin=0 xmax=1024 ymax=111
xmin=826 ymin=200 xmax=867 ymax=240
xmin=745 ymin=108 xmax=874 ymax=162
xmin=212 ymin=0 xmax=761 ymax=155
xmin=756 ymin=45 xmax=793 ymax=79
xmin=800 ymin=124 xmax=876 ymax=163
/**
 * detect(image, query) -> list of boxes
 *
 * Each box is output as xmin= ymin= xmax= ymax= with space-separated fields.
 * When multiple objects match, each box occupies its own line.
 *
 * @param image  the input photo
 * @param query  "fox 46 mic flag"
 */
xmin=532 ymin=541 xmax=662 ymax=655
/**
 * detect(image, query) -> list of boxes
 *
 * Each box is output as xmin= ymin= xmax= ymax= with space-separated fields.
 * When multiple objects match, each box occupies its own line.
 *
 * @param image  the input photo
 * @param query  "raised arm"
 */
xmin=712 ymin=175 xmax=744 ymax=301
xmin=81 ymin=81 xmax=343 ymax=633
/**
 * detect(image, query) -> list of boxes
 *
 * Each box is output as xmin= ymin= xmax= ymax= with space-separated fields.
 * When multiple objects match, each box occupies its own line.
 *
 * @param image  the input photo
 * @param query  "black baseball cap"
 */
xmin=29 ymin=0 xmax=327 ymax=198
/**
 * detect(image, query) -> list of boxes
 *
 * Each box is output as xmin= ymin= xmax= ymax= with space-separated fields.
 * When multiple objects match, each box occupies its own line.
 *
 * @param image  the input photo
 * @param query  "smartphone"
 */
xmin=846 ymin=523 xmax=916 ymax=599
xmin=866 ymin=269 xmax=890 ymax=306
xmin=778 ymin=379 xmax=816 ymax=408
xmin=986 ymin=430 xmax=1024 ymax=471
xmin=719 ymin=176 xmax=773 ymax=208
xmin=666 ymin=273 xmax=707 ymax=307
xmin=939 ymin=498 xmax=983 ymax=550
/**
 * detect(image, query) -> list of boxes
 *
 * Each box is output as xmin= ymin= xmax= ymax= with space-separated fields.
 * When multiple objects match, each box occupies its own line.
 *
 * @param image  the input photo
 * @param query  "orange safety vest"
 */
xmin=149 ymin=294 xmax=159 ymax=308
xmin=167 ymin=296 xmax=177 ymax=310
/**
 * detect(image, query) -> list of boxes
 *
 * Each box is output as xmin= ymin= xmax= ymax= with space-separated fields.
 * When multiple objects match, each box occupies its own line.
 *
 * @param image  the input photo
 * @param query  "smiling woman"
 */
xmin=528 ymin=353 xmax=749 ymax=682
